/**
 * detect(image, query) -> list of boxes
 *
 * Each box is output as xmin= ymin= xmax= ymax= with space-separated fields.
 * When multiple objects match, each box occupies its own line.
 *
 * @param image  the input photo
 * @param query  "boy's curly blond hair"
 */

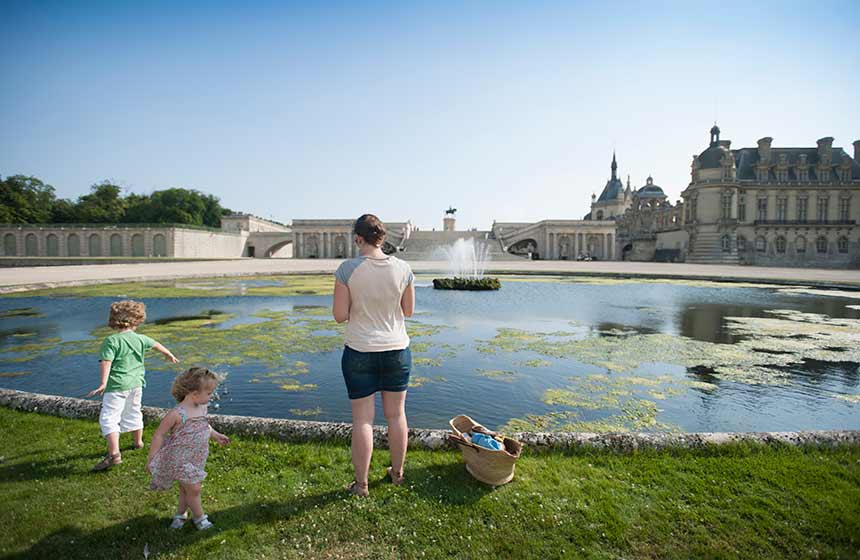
xmin=172 ymin=367 xmax=222 ymax=402
xmin=108 ymin=300 xmax=146 ymax=330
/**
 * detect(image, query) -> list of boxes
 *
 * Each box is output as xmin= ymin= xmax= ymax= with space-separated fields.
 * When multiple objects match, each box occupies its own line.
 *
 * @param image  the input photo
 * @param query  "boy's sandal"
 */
xmin=168 ymin=513 xmax=188 ymax=530
xmin=387 ymin=466 xmax=405 ymax=486
xmin=193 ymin=515 xmax=214 ymax=530
xmin=132 ymin=442 xmax=145 ymax=450
xmin=346 ymin=480 xmax=369 ymax=497
xmin=91 ymin=453 xmax=122 ymax=472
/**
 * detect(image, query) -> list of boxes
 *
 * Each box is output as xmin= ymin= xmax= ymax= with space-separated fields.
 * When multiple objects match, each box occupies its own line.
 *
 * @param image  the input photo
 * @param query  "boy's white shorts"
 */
xmin=99 ymin=387 xmax=144 ymax=436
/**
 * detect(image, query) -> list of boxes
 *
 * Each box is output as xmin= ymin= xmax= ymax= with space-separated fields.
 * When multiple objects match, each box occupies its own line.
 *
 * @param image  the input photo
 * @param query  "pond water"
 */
xmin=1 ymin=275 xmax=859 ymax=433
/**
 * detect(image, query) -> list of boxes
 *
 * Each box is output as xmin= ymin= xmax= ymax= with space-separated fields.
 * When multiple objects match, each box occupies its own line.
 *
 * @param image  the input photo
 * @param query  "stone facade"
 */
xmin=616 ymin=177 xmax=686 ymax=262
xmin=493 ymin=220 xmax=617 ymax=260
xmin=681 ymin=127 xmax=860 ymax=267
xmin=586 ymin=153 xmax=634 ymax=221
xmin=1 ymin=224 xmax=181 ymax=258
xmin=290 ymin=219 xmax=412 ymax=259
xmin=0 ymin=215 xmax=292 ymax=260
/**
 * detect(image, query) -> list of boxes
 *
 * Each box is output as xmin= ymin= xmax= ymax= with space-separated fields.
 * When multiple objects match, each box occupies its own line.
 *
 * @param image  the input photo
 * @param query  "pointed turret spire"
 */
xmin=611 ymin=151 xmax=618 ymax=181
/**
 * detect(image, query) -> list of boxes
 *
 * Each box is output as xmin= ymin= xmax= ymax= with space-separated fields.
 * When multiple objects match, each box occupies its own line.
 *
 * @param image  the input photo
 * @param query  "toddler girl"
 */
xmin=146 ymin=367 xmax=230 ymax=530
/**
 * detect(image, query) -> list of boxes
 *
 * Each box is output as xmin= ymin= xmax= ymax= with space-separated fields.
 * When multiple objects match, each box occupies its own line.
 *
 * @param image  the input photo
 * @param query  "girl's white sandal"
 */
xmin=193 ymin=515 xmax=214 ymax=530
xmin=168 ymin=513 xmax=188 ymax=530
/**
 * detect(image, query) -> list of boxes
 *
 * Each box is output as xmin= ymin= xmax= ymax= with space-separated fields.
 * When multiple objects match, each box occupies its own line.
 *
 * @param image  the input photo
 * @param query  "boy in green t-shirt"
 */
xmin=88 ymin=300 xmax=178 ymax=472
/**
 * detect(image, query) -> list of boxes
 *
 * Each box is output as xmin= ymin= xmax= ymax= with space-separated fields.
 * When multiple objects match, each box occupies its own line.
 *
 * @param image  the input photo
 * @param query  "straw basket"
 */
xmin=448 ymin=415 xmax=522 ymax=486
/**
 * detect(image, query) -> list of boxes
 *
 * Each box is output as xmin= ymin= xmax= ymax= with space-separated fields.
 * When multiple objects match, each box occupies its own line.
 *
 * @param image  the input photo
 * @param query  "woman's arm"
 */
xmin=146 ymin=410 xmax=179 ymax=471
xmin=332 ymin=280 xmax=351 ymax=323
xmin=400 ymin=282 xmax=415 ymax=317
xmin=87 ymin=360 xmax=112 ymax=396
xmin=152 ymin=341 xmax=179 ymax=364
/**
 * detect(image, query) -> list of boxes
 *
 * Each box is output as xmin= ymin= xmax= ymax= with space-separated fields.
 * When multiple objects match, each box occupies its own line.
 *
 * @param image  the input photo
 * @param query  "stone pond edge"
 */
xmin=3 ymin=388 xmax=859 ymax=452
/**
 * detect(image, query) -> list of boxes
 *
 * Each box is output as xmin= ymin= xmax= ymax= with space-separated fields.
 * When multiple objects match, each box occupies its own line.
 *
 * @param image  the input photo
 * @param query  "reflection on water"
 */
xmin=0 ymin=276 xmax=859 ymax=432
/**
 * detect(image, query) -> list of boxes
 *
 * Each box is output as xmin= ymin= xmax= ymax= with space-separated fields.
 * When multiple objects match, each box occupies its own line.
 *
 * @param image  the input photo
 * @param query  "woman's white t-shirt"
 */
xmin=334 ymin=255 xmax=414 ymax=352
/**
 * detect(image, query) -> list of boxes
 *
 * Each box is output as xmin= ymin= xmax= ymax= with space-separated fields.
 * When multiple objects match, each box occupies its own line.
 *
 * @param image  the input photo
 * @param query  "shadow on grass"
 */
xmin=0 ymin=451 xmax=109 ymax=483
xmin=10 ymin=461 xmax=498 ymax=558
xmin=402 ymin=461 xmax=496 ymax=505
xmin=8 ymin=489 xmax=347 ymax=560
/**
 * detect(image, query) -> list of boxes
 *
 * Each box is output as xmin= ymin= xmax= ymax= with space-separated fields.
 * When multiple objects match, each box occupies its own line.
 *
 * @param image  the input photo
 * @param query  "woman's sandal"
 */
xmin=387 ymin=466 xmax=405 ymax=486
xmin=346 ymin=480 xmax=369 ymax=497
xmin=91 ymin=453 xmax=122 ymax=472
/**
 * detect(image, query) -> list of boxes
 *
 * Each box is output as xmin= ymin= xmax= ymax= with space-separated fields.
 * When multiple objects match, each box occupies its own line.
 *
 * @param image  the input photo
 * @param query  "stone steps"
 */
xmin=686 ymin=232 xmax=740 ymax=264
xmin=398 ymin=232 xmax=525 ymax=262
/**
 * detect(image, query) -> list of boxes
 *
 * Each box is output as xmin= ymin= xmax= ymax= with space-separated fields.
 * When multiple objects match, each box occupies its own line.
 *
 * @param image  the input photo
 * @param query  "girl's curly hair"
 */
xmin=108 ymin=300 xmax=146 ymax=330
xmin=171 ymin=367 xmax=222 ymax=402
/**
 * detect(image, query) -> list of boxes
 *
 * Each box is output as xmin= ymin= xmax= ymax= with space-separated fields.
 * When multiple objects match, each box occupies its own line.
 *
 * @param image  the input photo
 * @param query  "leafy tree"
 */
xmin=1 ymin=175 xmax=232 ymax=227
xmin=142 ymin=188 xmax=225 ymax=227
xmin=74 ymin=182 xmax=126 ymax=223
xmin=0 ymin=175 xmax=57 ymax=223
xmin=50 ymin=198 xmax=78 ymax=223
xmin=123 ymin=193 xmax=154 ymax=223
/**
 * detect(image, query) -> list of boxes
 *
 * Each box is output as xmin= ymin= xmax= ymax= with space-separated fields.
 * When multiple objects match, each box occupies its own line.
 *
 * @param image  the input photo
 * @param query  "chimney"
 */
xmin=853 ymin=140 xmax=860 ymax=163
xmin=817 ymin=137 xmax=834 ymax=161
xmin=718 ymin=140 xmax=731 ymax=149
xmin=757 ymin=137 xmax=773 ymax=163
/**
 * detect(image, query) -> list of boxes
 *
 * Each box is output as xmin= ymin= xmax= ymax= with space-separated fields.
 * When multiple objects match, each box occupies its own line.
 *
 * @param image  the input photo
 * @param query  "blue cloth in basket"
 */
xmin=470 ymin=432 xmax=503 ymax=451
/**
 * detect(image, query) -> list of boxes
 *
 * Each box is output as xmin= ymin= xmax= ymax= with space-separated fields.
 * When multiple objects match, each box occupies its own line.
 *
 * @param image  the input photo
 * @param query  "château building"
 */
xmin=682 ymin=125 xmax=860 ymax=266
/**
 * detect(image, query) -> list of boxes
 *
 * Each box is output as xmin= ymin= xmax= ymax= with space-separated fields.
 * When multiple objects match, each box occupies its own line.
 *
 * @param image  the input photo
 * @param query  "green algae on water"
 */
xmin=413 ymin=357 xmax=442 ymax=367
xmin=7 ymin=274 xmax=336 ymax=299
xmin=0 ymin=307 xmax=43 ymax=319
xmin=476 ymin=309 xmax=860 ymax=386
xmin=279 ymin=380 xmax=317 ymax=392
xmin=476 ymin=369 xmax=516 ymax=381
xmin=517 ymin=359 xmax=553 ymax=368
xmin=408 ymin=375 xmax=446 ymax=388
xmin=289 ymin=407 xmax=323 ymax=417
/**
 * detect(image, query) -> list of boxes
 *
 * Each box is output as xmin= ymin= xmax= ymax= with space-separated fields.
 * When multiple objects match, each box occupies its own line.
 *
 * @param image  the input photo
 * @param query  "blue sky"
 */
xmin=1 ymin=1 xmax=858 ymax=229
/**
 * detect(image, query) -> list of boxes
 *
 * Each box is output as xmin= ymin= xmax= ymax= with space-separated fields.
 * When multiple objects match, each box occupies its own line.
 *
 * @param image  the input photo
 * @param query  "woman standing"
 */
xmin=332 ymin=214 xmax=415 ymax=497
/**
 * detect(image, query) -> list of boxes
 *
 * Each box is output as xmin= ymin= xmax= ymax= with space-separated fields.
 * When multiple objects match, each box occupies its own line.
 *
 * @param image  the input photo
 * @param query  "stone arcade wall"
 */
xmin=2 ymin=389 xmax=858 ymax=451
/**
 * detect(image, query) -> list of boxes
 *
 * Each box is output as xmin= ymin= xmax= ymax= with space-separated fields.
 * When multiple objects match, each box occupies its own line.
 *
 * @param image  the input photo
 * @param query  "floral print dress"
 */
xmin=149 ymin=406 xmax=210 ymax=490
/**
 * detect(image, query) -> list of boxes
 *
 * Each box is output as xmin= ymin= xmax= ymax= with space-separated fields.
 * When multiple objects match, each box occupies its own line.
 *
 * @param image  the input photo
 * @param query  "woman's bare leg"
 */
xmin=381 ymin=391 xmax=408 ymax=477
xmin=350 ymin=395 xmax=376 ymax=485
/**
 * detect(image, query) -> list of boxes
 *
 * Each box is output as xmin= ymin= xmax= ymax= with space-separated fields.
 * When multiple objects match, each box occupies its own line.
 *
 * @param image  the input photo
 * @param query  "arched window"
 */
xmin=596 ymin=210 xmax=604 ymax=220
xmin=153 ymin=234 xmax=167 ymax=257
xmin=25 ymin=234 xmax=38 ymax=256
xmin=110 ymin=234 xmax=123 ymax=256
xmin=775 ymin=236 xmax=786 ymax=254
xmin=67 ymin=234 xmax=80 ymax=256
xmin=131 ymin=234 xmax=144 ymax=257
xmin=816 ymin=236 xmax=828 ymax=254
xmin=721 ymin=235 xmax=731 ymax=252
xmin=46 ymin=234 xmax=59 ymax=256
xmin=3 ymin=233 xmax=17 ymax=256
xmin=88 ymin=234 xmax=101 ymax=256
xmin=795 ymin=236 xmax=806 ymax=254
xmin=737 ymin=236 xmax=746 ymax=252
xmin=755 ymin=236 xmax=766 ymax=253
xmin=838 ymin=237 xmax=850 ymax=254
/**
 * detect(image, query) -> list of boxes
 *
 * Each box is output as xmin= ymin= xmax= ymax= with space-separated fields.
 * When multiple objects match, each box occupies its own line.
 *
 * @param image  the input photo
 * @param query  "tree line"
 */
xmin=0 ymin=175 xmax=232 ymax=228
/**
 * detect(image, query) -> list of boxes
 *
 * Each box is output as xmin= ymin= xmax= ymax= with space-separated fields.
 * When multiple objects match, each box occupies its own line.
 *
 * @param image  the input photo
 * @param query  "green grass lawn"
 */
xmin=0 ymin=408 xmax=858 ymax=560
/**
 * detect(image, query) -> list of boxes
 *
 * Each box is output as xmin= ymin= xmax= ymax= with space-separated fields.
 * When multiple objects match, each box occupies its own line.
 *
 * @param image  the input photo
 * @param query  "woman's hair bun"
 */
xmin=354 ymin=214 xmax=386 ymax=246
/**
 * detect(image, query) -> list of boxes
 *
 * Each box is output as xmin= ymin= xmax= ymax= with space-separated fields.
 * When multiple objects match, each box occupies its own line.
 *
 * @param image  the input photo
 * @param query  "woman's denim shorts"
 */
xmin=341 ymin=345 xmax=412 ymax=400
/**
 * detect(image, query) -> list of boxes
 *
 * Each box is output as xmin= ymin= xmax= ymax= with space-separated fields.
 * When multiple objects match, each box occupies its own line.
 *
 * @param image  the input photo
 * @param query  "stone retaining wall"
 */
xmin=2 ymin=389 xmax=859 ymax=451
